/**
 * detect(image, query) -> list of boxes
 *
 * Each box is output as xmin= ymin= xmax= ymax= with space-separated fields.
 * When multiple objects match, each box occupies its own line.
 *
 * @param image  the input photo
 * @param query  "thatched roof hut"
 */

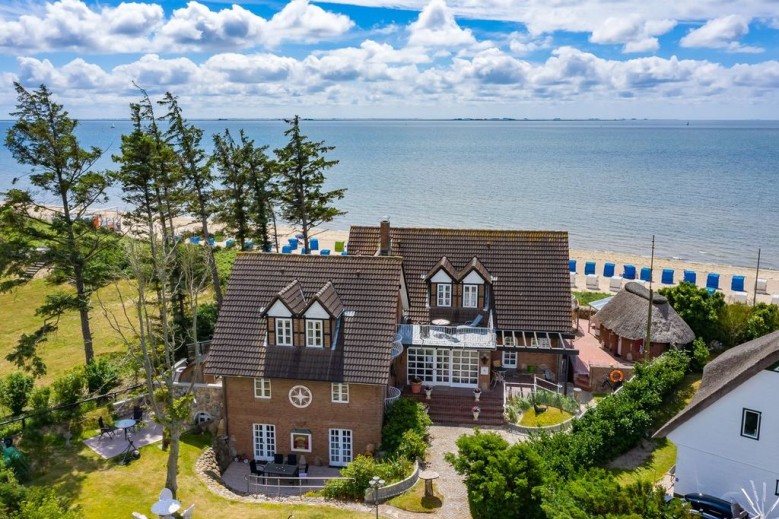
xmin=595 ymin=282 xmax=695 ymax=345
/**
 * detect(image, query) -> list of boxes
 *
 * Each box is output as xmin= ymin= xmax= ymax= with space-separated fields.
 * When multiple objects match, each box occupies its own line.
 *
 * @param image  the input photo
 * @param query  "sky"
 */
xmin=0 ymin=0 xmax=777 ymax=119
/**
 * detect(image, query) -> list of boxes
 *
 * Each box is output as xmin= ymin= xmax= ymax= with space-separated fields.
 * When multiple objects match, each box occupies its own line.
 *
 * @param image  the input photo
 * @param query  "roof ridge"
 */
xmin=350 ymin=225 xmax=568 ymax=235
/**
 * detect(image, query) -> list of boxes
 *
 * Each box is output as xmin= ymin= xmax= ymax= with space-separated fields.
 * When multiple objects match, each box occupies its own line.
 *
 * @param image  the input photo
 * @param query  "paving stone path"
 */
xmin=382 ymin=425 xmax=521 ymax=519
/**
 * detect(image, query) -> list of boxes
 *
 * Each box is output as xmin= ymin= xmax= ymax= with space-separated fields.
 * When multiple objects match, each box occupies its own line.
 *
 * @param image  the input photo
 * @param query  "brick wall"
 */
xmin=599 ymin=325 xmax=668 ymax=361
xmin=224 ymin=377 xmax=385 ymax=466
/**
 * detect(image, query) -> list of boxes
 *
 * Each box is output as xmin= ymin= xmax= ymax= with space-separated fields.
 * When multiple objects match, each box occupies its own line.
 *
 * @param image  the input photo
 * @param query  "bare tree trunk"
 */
xmin=165 ymin=428 xmax=181 ymax=497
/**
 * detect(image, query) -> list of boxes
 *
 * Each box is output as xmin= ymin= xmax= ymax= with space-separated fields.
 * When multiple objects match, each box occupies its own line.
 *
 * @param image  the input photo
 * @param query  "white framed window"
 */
xmin=437 ymin=284 xmax=451 ymax=307
xmin=329 ymin=428 xmax=353 ymax=467
xmin=463 ymin=284 xmax=478 ymax=308
xmin=254 ymin=378 xmax=271 ymax=399
xmin=741 ymin=408 xmax=761 ymax=440
xmin=306 ymin=319 xmax=323 ymax=348
xmin=331 ymin=383 xmax=349 ymax=403
xmin=502 ymin=351 xmax=517 ymax=369
xmin=276 ymin=318 xmax=293 ymax=346
xmin=252 ymin=423 xmax=276 ymax=461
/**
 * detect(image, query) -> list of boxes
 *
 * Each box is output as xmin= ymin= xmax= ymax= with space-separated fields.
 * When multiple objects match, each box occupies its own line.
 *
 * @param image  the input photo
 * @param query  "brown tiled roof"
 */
xmin=461 ymin=257 xmax=491 ymax=283
xmin=278 ymin=279 xmax=307 ymax=314
xmin=655 ymin=330 xmax=779 ymax=438
xmin=424 ymin=256 xmax=457 ymax=281
xmin=310 ymin=281 xmax=344 ymax=317
xmin=205 ymin=254 xmax=404 ymax=385
xmin=348 ymin=226 xmax=571 ymax=332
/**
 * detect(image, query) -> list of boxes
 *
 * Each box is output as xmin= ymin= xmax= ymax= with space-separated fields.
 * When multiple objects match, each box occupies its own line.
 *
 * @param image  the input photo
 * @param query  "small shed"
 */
xmin=595 ymin=282 xmax=694 ymax=361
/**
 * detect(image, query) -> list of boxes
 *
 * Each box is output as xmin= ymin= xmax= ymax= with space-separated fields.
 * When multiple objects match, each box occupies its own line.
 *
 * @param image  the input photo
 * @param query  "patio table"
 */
xmin=115 ymin=418 xmax=137 ymax=440
xmin=263 ymin=462 xmax=299 ymax=485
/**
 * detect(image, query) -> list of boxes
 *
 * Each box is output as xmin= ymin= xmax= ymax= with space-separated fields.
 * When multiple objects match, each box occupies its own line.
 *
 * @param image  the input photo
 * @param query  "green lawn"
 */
xmin=30 ymin=431 xmax=373 ymax=518
xmin=0 ymin=279 xmax=138 ymax=385
xmin=519 ymin=407 xmax=572 ymax=427
xmin=387 ymin=480 xmax=443 ymax=513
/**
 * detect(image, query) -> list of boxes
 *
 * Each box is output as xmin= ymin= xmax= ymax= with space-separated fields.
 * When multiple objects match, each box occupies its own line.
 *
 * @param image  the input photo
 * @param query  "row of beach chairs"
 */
xmin=569 ymin=260 xmax=776 ymax=305
xmin=280 ymin=236 xmax=348 ymax=255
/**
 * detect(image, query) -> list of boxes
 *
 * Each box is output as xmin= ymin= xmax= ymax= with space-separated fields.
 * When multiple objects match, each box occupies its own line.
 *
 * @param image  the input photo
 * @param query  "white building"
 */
xmin=655 ymin=330 xmax=779 ymax=503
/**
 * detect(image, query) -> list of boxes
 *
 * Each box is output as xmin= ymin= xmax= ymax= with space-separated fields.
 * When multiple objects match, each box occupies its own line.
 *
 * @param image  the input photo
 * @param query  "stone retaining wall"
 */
xmin=505 ymin=414 xmax=577 ymax=435
xmin=173 ymin=381 xmax=224 ymax=424
xmin=364 ymin=460 xmax=420 ymax=504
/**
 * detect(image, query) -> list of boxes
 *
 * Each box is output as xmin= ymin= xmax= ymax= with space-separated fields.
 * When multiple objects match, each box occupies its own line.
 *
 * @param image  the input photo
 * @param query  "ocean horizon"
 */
xmin=1 ymin=119 xmax=777 ymax=269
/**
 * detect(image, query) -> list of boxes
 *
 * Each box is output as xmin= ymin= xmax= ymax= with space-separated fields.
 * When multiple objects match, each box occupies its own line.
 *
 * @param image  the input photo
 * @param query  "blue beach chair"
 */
xmin=640 ymin=267 xmax=652 ymax=282
xmin=341 ymin=251 xmax=348 ymax=256
xmin=320 ymin=249 xmax=331 ymax=256
xmin=683 ymin=270 xmax=697 ymax=285
xmin=603 ymin=262 xmax=615 ymax=278
xmin=334 ymin=241 xmax=345 ymax=253
xmin=731 ymin=275 xmax=745 ymax=292
xmin=309 ymin=238 xmax=319 ymax=251
xmin=706 ymin=273 xmax=720 ymax=294
xmin=281 ymin=245 xmax=292 ymax=254
xmin=584 ymin=262 xmax=596 ymax=275
xmin=288 ymin=238 xmax=298 ymax=249
xmin=661 ymin=269 xmax=674 ymax=285
xmin=569 ymin=260 xmax=577 ymax=273
xmin=623 ymin=265 xmax=636 ymax=280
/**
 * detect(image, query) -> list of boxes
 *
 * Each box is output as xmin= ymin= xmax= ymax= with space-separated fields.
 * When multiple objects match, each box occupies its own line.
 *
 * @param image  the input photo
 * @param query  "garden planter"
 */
xmin=473 ymin=391 xmax=481 ymax=402
xmin=411 ymin=381 xmax=423 ymax=394
xmin=424 ymin=387 xmax=433 ymax=399
xmin=472 ymin=407 xmax=481 ymax=421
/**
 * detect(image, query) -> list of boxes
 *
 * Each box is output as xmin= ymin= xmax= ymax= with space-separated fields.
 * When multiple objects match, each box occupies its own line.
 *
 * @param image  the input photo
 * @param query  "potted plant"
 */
xmin=473 ymin=387 xmax=482 ymax=402
xmin=424 ymin=385 xmax=433 ymax=399
xmin=472 ymin=406 xmax=481 ymax=421
xmin=410 ymin=377 xmax=423 ymax=394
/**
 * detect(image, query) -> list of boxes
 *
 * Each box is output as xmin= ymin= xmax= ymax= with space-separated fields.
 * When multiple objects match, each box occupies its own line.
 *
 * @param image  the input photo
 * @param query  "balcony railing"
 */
xmin=385 ymin=386 xmax=402 ymax=409
xmin=397 ymin=324 xmax=496 ymax=349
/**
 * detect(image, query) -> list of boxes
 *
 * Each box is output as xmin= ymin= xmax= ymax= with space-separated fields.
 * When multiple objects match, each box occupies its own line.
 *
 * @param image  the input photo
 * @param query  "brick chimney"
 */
xmin=379 ymin=216 xmax=391 ymax=256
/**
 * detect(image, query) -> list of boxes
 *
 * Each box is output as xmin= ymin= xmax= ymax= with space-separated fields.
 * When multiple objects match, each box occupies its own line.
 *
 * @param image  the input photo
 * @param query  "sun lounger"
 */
xmin=683 ymin=270 xmax=697 ymax=285
xmin=756 ymin=278 xmax=768 ymax=293
xmin=661 ymin=269 xmax=674 ymax=285
xmin=609 ymin=276 xmax=623 ymax=292
xmin=570 ymin=272 xmax=576 ymax=288
xmin=623 ymin=265 xmax=636 ymax=280
xmin=586 ymin=274 xmax=599 ymax=290
xmin=731 ymin=275 xmax=745 ymax=292
xmin=603 ymin=262 xmax=615 ymax=278
xmin=733 ymin=292 xmax=748 ymax=304
xmin=569 ymin=260 xmax=577 ymax=273
xmin=706 ymin=273 xmax=720 ymax=294
xmin=584 ymin=262 xmax=596 ymax=275
xmin=640 ymin=267 xmax=652 ymax=283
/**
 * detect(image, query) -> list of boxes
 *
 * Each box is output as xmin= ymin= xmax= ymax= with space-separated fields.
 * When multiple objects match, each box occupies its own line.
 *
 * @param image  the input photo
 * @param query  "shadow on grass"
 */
xmin=608 ymin=438 xmax=677 ymax=485
xmin=419 ymin=495 xmax=443 ymax=511
xmin=651 ymin=373 xmax=702 ymax=430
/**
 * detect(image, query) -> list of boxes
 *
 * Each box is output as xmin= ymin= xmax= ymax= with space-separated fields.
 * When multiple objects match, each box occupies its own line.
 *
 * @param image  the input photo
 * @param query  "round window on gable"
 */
xmin=289 ymin=385 xmax=313 ymax=408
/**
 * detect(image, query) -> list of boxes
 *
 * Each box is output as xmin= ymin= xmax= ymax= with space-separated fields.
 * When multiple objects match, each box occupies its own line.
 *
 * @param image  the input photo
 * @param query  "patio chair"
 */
xmin=249 ymin=460 xmax=265 ymax=476
xmin=640 ymin=267 xmax=652 ymax=283
xmin=731 ymin=275 xmax=745 ymax=292
xmin=586 ymin=274 xmax=599 ymax=290
xmin=756 ymin=278 xmax=768 ymax=293
xmin=273 ymin=453 xmax=284 ymax=464
xmin=569 ymin=259 xmax=577 ymax=273
xmin=609 ymin=276 xmax=623 ymax=292
xmin=287 ymin=454 xmax=298 ymax=467
xmin=683 ymin=270 xmax=697 ymax=285
xmin=706 ymin=273 xmax=720 ymax=294
xmin=603 ymin=262 xmax=615 ymax=278
xmin=584 ymin=261 xmax=596 ymax=275
xmin=131 ymin=405 xmax=144 ymax=431
xmin=662 ymin=269 xmax=674 ymax=285
xmin=623 ymin=265 xmax=636 ymax=280
xmin=97 ymin=416 xmax=116 ymax=440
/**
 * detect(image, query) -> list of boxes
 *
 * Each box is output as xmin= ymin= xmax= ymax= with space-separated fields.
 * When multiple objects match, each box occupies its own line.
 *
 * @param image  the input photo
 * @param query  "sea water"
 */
xmin=1 ymin=119 xmax=777 ymax=269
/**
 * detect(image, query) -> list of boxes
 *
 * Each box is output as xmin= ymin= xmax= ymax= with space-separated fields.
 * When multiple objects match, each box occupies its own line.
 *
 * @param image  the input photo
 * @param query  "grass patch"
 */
xmin=610 ymin=438 xmax=677 ymax=486
xmin=387 ymin=480 xmax=443 ymax=513
xmin=651 ymin=373 xmax=702 ymax=430
xmin=29 ymin=431 xmax=373 ymax=518
xmin=0 ymin=279 xmax=140 ymax=385
xmin=573 ymin=291 xmax=611 ymax=306
xmin=519 ymin=407 xmax=572 ymax=427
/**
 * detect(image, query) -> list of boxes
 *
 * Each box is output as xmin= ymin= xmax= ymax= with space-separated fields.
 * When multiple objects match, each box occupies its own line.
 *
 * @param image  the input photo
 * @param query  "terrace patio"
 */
xmin=221 ymin=461 xmax=344 ymax=497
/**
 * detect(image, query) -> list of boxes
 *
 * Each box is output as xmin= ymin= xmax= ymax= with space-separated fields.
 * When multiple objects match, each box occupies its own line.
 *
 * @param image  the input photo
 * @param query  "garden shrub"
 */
xmin=396 ymin=430 xmax=427 ymax=461
xmin=84 ymin=357 xmax=119 ymax=396
xmin=27 ymin=387 xmax=51 ymax=426
xmin=321 ymin=455 xmax=412 ymax=500
xmin=690 ymin=337 xmax=709 ymax=372
xmin=381 ymin=398 xmax=431 ymax=457
xmin=659 ymin=282 xmax=724 ymax=343
xmin=51 ymin=370 xmax=85 ymax=417
xmin=0 ymin=372 xmax=34 ymax=416
xmin=447 ymin=431 xmax=547 ymax=519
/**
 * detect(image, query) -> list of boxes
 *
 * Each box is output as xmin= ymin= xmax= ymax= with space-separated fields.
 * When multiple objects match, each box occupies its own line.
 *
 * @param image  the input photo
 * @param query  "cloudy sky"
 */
xmin=0 ymin=0 xmax=777 ymax=119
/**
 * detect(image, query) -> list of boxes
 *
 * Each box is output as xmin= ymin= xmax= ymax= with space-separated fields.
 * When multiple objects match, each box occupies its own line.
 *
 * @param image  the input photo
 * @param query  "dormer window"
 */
xmin=463 ymin=284 xmax=478 ymax=308
xmin=306 ymin=319 xmax=324 ymax=348
xmin=276 ymin=318 xmax=293 ymax=346
xmin=437 ymin=284 xmax=452 ymax=307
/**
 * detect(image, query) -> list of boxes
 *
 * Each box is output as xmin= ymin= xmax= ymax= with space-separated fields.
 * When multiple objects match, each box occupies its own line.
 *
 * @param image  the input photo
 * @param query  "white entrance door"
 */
xmin=252 ymin=423 xmax=276 ymax=461
xmin=451 ymin=350 xmax=479 ymax=386
xmin=329 ymin=429 xmax=353 ymax=467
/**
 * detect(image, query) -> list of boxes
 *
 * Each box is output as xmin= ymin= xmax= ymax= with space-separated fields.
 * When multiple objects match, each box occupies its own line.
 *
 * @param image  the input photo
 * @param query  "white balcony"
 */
xmin=397 ymin=324 xmax=496 ymax=350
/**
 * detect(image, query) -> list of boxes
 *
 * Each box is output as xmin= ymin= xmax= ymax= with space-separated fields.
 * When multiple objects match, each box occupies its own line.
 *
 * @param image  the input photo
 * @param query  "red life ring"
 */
xmin=609 ymin=369 xmax=624 ymax=383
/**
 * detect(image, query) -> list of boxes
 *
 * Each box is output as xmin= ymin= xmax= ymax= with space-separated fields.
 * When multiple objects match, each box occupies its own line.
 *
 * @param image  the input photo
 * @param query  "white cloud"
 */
xmin=0 ymin=0 xmax=353 ymax=54
xmin=407 ymin=0 xmax=476 ymax=47
xmin=508 ymin=32 xmax=552 ymax=55
xmin=590 ymin=16 xmax=676 ymax=53
xmin=680 ymin=15 xmax=763 ymax=53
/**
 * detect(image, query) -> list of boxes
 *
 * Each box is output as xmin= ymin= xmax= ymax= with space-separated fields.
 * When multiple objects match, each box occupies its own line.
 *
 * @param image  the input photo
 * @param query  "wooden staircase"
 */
xmin=403 ymin=385 xmax=505 ymax=426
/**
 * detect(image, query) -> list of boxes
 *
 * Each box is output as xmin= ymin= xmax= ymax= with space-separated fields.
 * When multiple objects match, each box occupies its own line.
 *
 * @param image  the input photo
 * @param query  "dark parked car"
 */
xmin=684 ymin=493 xmax=749 ymax=519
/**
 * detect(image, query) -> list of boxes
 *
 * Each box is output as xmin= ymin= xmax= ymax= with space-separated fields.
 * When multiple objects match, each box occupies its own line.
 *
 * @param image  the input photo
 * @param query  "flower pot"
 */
xmin=473 ymin=392 xmax=481 ymax=402
xmin=411 ymin=381 xmax=423 ymax=394
xmin=472 ymin=411 xmax=480 ymax=421
xmin=424 ymin=388 xmax=432 ymax=399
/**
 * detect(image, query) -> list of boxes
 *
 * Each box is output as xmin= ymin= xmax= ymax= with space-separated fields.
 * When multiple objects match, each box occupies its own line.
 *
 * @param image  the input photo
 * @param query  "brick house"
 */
xmin=205 ymin=254 xmax=406 ymax=466
xmin=206 ymin=220 xmax=578 ymax=463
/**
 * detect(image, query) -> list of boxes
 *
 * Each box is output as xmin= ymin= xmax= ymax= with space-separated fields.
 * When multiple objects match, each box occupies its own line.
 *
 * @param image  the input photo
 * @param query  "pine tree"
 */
xmin=274 ymin=115 xmax=345 ymax=252
xmin=1 ymin=83 xmax=119 ymax=371
xmin=212 ymin=129 xmax=250 ymax=249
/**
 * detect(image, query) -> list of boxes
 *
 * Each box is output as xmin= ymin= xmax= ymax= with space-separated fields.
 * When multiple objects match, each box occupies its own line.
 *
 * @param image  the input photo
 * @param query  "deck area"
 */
xmin=222 ymin=461 xmax=342 ymax=497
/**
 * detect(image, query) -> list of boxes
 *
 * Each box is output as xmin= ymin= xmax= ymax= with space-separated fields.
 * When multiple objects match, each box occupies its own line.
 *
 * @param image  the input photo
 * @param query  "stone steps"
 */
xmin=403 ymin=387 xmax=505 ymax=426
